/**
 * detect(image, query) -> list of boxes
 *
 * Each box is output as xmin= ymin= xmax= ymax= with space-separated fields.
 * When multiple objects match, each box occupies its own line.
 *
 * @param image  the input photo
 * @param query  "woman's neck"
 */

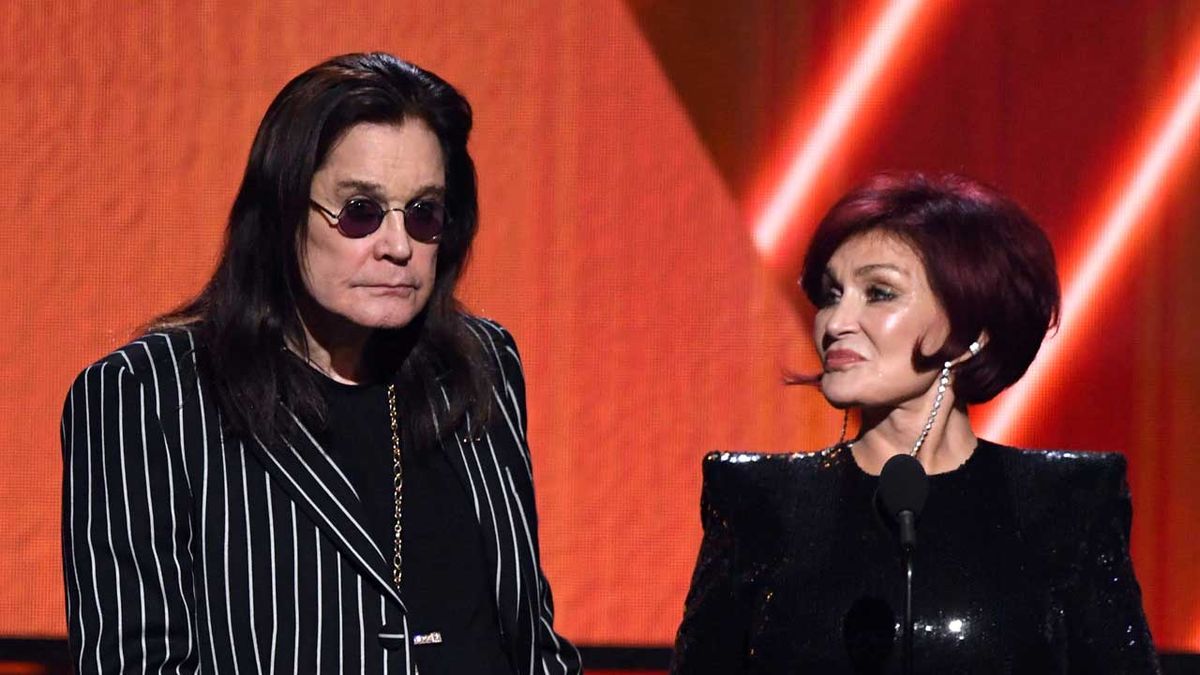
xmin=851 ymin=396 xmax=978 ymax=476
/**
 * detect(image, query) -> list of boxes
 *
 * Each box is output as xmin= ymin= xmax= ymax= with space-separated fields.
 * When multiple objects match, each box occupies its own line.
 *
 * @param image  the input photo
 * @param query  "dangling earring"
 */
xmin=910 ymin=361 xmax=952 ymax=456
xmin=837 ymin=408 xmax=850 ymax=446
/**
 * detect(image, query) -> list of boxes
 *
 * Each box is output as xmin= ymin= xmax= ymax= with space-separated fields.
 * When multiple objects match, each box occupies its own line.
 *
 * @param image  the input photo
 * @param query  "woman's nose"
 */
xmin=823 ymin=297 xmax=861 ymax=337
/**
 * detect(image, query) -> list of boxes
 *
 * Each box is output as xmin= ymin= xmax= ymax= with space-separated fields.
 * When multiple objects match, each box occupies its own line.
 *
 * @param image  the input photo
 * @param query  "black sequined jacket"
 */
xmin=671 ymin=440 xmax=1160 ymax=674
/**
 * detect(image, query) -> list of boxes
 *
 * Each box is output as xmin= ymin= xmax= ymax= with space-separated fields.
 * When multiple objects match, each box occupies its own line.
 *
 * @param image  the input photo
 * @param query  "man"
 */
xmin=62 ymin=52 xmax=581 ymax=674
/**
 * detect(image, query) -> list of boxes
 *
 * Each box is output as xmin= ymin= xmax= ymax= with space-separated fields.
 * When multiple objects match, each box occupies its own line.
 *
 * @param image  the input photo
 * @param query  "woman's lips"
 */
xmin=824 ymin=349 xmax=866 ymax=370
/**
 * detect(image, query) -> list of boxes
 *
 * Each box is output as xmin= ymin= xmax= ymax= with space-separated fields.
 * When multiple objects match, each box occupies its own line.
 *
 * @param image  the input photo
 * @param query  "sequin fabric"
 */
xmin=671 ymin=440 xmax=1160 ymax=674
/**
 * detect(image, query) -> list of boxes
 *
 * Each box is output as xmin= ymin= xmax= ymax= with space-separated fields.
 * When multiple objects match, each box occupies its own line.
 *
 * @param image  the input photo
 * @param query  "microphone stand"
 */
xmin=898 ymin=510 xmax=916 ymax=675
xmin=903 ymin=549 xmax=914 ymax=675
xmin=878 ymin=453 xmax=927 ymax=675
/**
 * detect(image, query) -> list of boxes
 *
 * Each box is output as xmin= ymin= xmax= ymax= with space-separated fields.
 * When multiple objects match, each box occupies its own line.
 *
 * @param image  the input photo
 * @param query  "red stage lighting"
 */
xmin=983 ymin=33 xmax=1200 ymax=444
xmin=750 ymin=0 xmax=949 ymax=271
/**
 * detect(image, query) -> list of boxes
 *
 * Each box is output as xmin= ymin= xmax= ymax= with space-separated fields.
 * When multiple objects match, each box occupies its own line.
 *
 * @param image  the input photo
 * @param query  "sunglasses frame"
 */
xmin=309 ymin=196 xmax=446 ymax=243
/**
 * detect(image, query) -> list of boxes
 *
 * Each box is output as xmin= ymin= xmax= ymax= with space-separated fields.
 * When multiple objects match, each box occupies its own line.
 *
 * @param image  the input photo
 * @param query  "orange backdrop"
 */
xmin=2 ymin=0 xmax=1199 ymax=652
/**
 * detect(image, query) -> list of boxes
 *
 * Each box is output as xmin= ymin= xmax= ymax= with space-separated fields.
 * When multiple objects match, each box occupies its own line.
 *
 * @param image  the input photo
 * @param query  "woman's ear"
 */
xmin=955 ymin=332 xmax=989 ymax=365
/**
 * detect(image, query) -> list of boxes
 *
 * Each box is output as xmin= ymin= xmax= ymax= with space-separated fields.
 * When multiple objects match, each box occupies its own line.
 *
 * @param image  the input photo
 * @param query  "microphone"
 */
xmin=876 ymin=453 xmax=929 ymax=675
xmin=877 ymin=454 xmax=929 ymax=551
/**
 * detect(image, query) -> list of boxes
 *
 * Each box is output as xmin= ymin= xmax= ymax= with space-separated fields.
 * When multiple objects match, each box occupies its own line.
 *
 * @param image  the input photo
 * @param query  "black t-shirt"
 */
xmin=316 ymin=375 xmax=513 ymax=675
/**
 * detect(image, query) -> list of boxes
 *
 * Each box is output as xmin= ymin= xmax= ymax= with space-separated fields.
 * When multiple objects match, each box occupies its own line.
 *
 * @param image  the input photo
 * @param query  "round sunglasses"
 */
xmin=310 ymin=196 xmax=446 ymax=242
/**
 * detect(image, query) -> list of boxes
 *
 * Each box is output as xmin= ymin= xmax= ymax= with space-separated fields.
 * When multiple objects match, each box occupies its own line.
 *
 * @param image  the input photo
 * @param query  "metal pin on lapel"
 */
xmin=412 ymin=632 xmax=443 ymax=646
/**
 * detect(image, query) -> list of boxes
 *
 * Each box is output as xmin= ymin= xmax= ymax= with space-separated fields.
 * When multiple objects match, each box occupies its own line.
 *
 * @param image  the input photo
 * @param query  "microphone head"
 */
xmin=878 ymin=454 xmax=929 ymax=519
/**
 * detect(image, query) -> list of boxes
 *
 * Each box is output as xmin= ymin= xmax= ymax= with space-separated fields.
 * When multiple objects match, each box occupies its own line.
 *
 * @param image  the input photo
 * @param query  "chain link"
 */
xmin=909 ymin=361 xmax=952 ymax=457
xmin=387 ymin=384 xmax=403 ymax=590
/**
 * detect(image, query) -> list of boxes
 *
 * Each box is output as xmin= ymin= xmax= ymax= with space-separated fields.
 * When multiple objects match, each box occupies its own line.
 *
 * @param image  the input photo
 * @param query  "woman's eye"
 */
xmin=818 ymin=287 xmax=842 ymax=307
xmin=866 ymin=285 xmax=897 ymax=302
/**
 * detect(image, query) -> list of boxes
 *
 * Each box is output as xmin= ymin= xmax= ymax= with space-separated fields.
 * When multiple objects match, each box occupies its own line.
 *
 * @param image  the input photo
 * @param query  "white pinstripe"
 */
xmin=266 ymin=473 xmax=279 ymax=675
xmin=196 ymin=351 xmax=220 ymax=671
xmin=81 ymin=366 xmax=102 ymax=673
xmin=239 ymin=442 xmax=265 ymax=675
xmin=315 ymin=528 xmax=324 ymax=670
xmin=115 ymin=368 xmax=149 ymax=672
xmin=156 ymin=337 xmax=197 ymax=667
xmin=291 ymin=502 xmax=300 ymax=675
xmin=95 ymin=364 xmax=115 ymax=672
xmin=218 ymin=412 xmax=241 ymax=675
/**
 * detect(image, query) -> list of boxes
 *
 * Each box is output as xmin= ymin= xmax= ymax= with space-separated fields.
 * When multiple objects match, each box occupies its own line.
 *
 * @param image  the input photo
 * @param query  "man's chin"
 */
xmin=358 ymin=305 xmax=428 ymax=331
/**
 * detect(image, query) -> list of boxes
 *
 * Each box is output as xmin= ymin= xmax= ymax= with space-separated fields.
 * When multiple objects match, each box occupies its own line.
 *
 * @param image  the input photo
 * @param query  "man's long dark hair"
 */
xmin=155 ymin=52 xmax=492 ymax=450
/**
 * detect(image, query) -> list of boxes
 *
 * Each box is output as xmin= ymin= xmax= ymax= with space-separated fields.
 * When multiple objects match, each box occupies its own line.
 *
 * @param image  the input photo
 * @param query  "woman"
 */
xmin=61 ymin=53 xmax=581 ymax=674
xmin=671 ymin=173 xmax=1159 ymax=673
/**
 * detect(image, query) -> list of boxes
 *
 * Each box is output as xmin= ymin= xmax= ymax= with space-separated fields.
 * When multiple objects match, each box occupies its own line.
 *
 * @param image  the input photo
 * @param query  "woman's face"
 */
xmin=812 ymin=231 xmax=951 ymax=410
xmin=301 ymin=120 xmax=443 ymax=333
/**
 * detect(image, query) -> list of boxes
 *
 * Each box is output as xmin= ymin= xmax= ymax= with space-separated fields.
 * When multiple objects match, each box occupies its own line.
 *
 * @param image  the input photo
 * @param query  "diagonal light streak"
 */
xmin=983 ymin=42 xmax=1200 ymax=442
xmin=752 ymin=0 xmax=938 ymax=262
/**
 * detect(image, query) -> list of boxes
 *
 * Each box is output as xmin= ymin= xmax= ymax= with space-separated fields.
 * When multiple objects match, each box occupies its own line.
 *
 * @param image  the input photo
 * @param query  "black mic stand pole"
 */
xmin=898 ymin=510 xmax=916 ymax=675
xmin=879 ymin=454 xmax=926 ymax=675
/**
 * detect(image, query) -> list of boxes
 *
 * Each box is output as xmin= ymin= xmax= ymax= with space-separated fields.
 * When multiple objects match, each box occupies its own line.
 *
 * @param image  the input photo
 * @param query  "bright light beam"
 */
xmin=752 ymin=0 xmax=934 ymax=260
xmin=984 ymin=42 xmax=1200 ymax=442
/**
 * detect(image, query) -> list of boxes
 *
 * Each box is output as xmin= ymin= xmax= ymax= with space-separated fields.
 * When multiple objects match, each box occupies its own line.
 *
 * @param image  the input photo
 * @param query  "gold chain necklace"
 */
xmin=386 ymin=384 xmax=446 ymax=647
xmin=386 ymin=384 xmax=403 ymax=590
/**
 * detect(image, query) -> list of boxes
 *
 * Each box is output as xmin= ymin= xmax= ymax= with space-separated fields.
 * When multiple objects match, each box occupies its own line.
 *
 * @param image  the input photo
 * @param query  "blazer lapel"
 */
xmin=245 ymin=409 xmax=405 ymax=612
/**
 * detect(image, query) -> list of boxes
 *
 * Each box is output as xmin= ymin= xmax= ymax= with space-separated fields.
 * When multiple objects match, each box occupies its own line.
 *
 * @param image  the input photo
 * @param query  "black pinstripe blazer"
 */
xmin=61 ymin=316 xmax=582 ymax=674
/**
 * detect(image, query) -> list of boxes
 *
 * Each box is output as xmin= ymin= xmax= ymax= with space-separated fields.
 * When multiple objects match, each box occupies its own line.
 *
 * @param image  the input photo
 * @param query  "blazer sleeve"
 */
xmin=491 ymin=324 xmax=583 ymax=675
xmin=1064 ymin=454 xmax=1161 ymax=674
xmin=670 ymin=456 xmax=750 ymax=674
xmin=61 ymin=358 xmax=200 ymax=674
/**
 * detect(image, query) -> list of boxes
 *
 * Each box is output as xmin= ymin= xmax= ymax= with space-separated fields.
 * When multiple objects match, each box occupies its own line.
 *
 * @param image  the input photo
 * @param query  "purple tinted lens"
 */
xmin=405 ymin=201 xmax=445 ymax=242
xmin=339 ymin=199 xmax=384 ymax=238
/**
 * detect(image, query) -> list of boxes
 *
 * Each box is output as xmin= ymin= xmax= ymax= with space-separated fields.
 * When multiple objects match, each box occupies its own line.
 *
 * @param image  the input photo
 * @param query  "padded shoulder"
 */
xmin=985 ymin=442 xmax=1128 ymax=511
xmin=977 ymin=441 xmax=1131 ymax=551
xmin=701 ymin=449 xmax=838 ymax=497
xmin=79 ymin=329 xmax=198 ymax=386
xmin=461 ymin=313 xmax=522 ymax=376
xmin=700 ymin=449 xmax=844 ymax=546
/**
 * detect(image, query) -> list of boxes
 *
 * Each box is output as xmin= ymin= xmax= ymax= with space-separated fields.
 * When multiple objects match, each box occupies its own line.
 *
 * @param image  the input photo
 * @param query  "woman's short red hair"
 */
xmin=800 ymin=172 xmax=1061 ymax=404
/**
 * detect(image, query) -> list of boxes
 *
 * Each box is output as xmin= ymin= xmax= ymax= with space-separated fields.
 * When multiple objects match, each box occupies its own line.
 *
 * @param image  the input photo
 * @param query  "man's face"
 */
xmin=301 ymin=120 xmax=444 ymax=332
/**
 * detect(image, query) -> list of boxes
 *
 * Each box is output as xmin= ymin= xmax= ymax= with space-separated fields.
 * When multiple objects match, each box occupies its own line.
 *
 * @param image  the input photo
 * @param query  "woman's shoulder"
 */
xmin=702 ymin=446 xmax=846 ymax=476
xmin=977 ymin=440 xmax=1130 ymax=521
xmin=700 ymin=447 xmax=848 ymax=506
xmin=695 ymin=448 xmax=849 ymax=553
xmin=980 ymin=440 xmax=1127 ymax=488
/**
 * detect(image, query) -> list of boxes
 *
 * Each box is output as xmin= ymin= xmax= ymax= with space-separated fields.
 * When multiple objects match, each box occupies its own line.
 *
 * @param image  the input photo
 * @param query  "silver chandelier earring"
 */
xmin=837 ymin=408 xmax=850 ymax=446
xmin=910 ymin=360 xmax=952 ymax=456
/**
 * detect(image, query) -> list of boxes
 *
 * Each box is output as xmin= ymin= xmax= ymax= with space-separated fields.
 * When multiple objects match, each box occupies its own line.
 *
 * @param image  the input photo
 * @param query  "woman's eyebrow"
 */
xmin=854 ymin=263 xmax=909 ymax=278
